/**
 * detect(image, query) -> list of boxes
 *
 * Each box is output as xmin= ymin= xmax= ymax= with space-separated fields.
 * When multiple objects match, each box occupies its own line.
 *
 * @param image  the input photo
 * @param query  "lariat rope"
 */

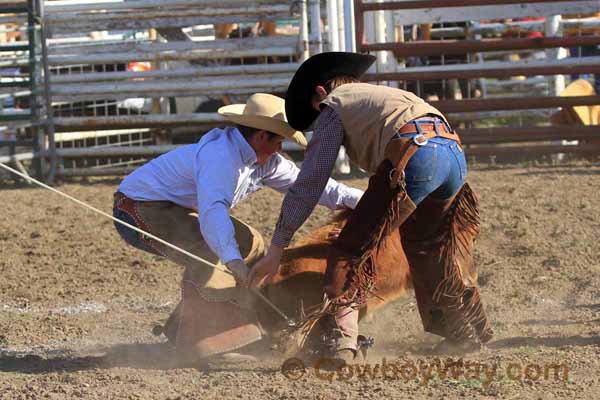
xmin=0 ymin=162 xmax=296 ymax=327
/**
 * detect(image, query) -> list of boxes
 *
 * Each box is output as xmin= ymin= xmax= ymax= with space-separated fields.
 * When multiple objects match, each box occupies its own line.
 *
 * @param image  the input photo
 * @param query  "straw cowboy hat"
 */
xmin=285 ymin=52 xmax=376 ymax=131
xmin=218 ymin=93 xmax=307 ymax=147
xmin=558 ymin=79 xmax=599 ymax=126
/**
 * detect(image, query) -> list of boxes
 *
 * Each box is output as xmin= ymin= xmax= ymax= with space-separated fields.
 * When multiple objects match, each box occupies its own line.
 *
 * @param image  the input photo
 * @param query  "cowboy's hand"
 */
xmin=226 ymin=259 xmax=248 ymax=286
xmin=247 ymin=245 xmax=284 ymax=288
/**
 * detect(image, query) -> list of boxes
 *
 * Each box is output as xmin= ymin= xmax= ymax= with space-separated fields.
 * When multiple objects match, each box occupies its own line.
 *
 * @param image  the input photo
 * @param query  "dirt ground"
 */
xmin=1 ymin=163 xmax=599 ymax=399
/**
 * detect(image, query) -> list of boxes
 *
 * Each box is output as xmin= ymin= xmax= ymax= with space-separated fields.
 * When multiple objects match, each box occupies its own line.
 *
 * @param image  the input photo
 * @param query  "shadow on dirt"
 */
xmin=522 ymin=318 xmax=600 ymax=326
xmin=487 ymin=335 xmax=600 ymax=350
xmin=575 ymin=303 xmax=600 ymax=311
xmin=0 ymin=342 xmax=277 ymax=374
xmin=516 ymin=168 xmax=600 ymax=177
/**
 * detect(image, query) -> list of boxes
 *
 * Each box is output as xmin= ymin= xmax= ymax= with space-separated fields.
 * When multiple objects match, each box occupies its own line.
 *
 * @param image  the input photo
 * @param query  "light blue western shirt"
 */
xmin=118 ymin=126 xmax=363 ymax=263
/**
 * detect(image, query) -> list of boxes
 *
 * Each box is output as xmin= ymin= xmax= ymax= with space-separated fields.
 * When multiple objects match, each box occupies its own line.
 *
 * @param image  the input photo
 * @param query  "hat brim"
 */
xmin=285 ymin=52 xmax=376 ymax=131
xmin=560 ymin=79 xmax=595 ymax=97
xmin=218 ymin=104 xmax=307 ymax=147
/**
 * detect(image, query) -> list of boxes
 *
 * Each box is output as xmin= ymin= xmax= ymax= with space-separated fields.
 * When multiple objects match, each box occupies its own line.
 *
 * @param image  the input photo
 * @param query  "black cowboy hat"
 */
xmin=285 ymin=52 xmax=376 ymax=131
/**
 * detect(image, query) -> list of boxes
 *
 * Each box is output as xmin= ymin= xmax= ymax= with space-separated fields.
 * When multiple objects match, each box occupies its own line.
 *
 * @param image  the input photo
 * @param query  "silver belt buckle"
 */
xmin=413 ymin=134 xmax=428 ymax=146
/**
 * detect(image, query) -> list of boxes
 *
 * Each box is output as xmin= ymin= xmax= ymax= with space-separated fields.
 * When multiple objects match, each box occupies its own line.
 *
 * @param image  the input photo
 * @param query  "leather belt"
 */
xmin=394 ymin=119 xmax=461 ymax=144
xmin=113 ymin=191 xmax=153 ymax=241
xmin=384 ymin=119 xmax=462 ymax=188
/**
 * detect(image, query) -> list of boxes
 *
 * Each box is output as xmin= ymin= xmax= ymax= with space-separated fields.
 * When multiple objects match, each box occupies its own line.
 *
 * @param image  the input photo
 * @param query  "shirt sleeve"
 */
xmin=194 ymin=148 xmax=243 ymax=264
xmin=271 ymin=107 xmax=345 ymax=248
xmin=262 ymin=154 xmax=364 ymax=210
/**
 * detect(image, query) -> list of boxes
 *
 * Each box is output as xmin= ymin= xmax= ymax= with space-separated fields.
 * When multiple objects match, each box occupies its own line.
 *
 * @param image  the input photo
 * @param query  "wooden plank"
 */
xmin=432 ymin=96 xmax=600 ymax=113
xmin=354 ymin=0 xmax=364 ymax=54
xmin=54 ymin=145 xmax=178 ymax=158
xmin=363 ymin=36 xmax=600 ymax=57
xmin=361 ymin=0 xmax=578 ymax=11
xmin=0 ymin=112 xmax=32 ymax=121
xmin=364 ymin=56 xmax=600 ymax=81
xmin=483 ymin=77 xmax=550 ymax=94
xmin=0 ymin=15 xmax=26 ymax=24
xmin=46 ymin=5 xmax=291 ymax=24
xmin=47 ymin=13 xmax=291 ymax=34
xmin=461 ymin=125 xmax=600 ymax=145
xmin=51 ymin=75 xmax=292 ymax=95
xmin=0 ymin=44 xmax=29 ymax=52
xmin=49 ymin=63 xmax=300 ymax=84
xmin=53 ymin=141 xmax=310 ymax=158
xmin=429 ymin=27 xmax=465 ymax=39
xmin=465 ymin=144 xmax=600 ymax=156
xmin=51 ymin=139 xmax=600 ymax=161
xmin=390 ymin=1 xmax=599 ymax=25
xmin=59 ymin=166 xmax=139 ymax=177
xmin=48 ymin=46 xmax=297 ymax=65
xmin=55 ymin=129 xmax=150 ymax=142
xmin=0 ymin=151 xmax=35 ymax=164
xmin=562 ymin=17 xmax=600 ymax=35
xmin=0 ymin=2 xmax=28 ymax=14
xmin=49 ymin=36 xmax=298 ymax=56
xmin=470 ymin=17 xmax=600 ymax=36
xmin=51 ymin=86 xmax=290 ymax=102
xmin=50 ymin=85 xmax=290 ymax=102
xmin=45 ymin=0 xmax=287 ymax=13
xmin=448 ymin=109 xmax=552 ymax=122
xmin=367 ymin=63 xmax=599 ymax=80
xmin=54 ymin=113 xmax=225 ymax=132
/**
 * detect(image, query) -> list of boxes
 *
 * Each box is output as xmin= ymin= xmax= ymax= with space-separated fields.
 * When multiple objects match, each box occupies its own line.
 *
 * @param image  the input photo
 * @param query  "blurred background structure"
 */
xmin=0 ymin=0 xmax=598 ymax=182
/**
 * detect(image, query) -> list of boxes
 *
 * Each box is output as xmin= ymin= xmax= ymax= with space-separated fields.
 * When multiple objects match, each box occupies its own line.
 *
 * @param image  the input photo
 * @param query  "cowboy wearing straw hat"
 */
xmin=112 ymin=93 xmax=363 ymax=359
xmin=249 ymin=52 xmax=493 ymax=363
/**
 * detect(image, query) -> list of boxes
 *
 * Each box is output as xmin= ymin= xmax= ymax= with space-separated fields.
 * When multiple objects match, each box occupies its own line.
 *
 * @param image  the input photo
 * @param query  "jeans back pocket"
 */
xmin=405 ymin=143 xmax=437 ymax=182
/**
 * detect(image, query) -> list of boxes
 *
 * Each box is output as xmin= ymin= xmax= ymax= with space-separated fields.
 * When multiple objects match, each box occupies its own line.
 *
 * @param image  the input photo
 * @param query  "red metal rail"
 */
xmin=364 ymin=64 xmax=600 ymax=81
xmin=358 ymin=0 xmax=581 ymax=12
xmin=465 ymin=144 xmax=600 ymax=157
xmin=460 ymin=125 xmax=600 ymax=145
xmin=353 ymin=0 xmax=584 ymax=45
xmin=352 ymin=0 xmax=600 ymax=157
xmin=432 ymin=96 xmax=600 ymax=113
xmin=362 ymin=36 xmax=600 ymax=57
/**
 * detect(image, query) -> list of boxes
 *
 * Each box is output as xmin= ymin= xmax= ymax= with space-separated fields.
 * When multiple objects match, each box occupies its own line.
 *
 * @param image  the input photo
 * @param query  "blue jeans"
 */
xmin=401 ymin=118 xmax=467 ymax=205
xmin=113 ymin=206 xmax=159 ymax=255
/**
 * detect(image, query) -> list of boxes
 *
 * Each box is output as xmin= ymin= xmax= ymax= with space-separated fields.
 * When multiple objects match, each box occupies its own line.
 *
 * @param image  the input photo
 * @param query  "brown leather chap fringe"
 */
xmin=432 ymin=184 xmax=491 ymax=341
xmin=330 ymin=159 xmax=404 ymax=307
xmin=286 ymin=160 xmax=404 ymax=346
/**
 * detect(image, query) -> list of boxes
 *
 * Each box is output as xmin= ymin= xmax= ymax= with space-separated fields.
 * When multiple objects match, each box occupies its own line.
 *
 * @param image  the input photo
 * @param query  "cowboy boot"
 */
xmin=319 ymin=305 xmax=360 ymax=367
xmin=321 ymin=187 xmax=417 ymax=367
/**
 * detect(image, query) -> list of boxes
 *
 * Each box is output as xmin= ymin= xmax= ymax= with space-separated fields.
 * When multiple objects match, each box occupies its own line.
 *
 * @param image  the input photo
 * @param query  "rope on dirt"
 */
xmin=0 ymin=162 xmax=296 ymax=327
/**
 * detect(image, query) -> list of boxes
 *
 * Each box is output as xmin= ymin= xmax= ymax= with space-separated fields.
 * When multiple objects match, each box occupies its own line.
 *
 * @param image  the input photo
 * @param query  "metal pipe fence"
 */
xmin=3 ymin=0 xmax=600 ymax=179
xmin=30 ymin=0 xmax=304 ymax=179
xmin=353 ymin=0 xmax=600 ymax=159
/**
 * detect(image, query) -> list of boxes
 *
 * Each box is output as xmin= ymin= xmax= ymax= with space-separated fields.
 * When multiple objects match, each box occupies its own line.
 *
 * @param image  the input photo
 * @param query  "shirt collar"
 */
xmin=231 ymin=127 xmax=258 ymax=166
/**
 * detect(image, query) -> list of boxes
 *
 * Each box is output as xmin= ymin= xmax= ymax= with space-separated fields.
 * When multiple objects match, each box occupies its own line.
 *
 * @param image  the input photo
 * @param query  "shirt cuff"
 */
xmin=220 ymin=247 xmax=244 ymax=265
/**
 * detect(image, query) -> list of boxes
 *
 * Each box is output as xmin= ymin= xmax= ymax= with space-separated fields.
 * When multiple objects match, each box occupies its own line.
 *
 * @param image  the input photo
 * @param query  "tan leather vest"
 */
xmin=320 ymin=83 xmax=448 ymax=173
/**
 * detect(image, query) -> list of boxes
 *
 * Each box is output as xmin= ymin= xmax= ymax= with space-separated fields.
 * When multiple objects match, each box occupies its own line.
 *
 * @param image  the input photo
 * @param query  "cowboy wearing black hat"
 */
xmin=249 ymin=52 xmax=493 ymax=362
